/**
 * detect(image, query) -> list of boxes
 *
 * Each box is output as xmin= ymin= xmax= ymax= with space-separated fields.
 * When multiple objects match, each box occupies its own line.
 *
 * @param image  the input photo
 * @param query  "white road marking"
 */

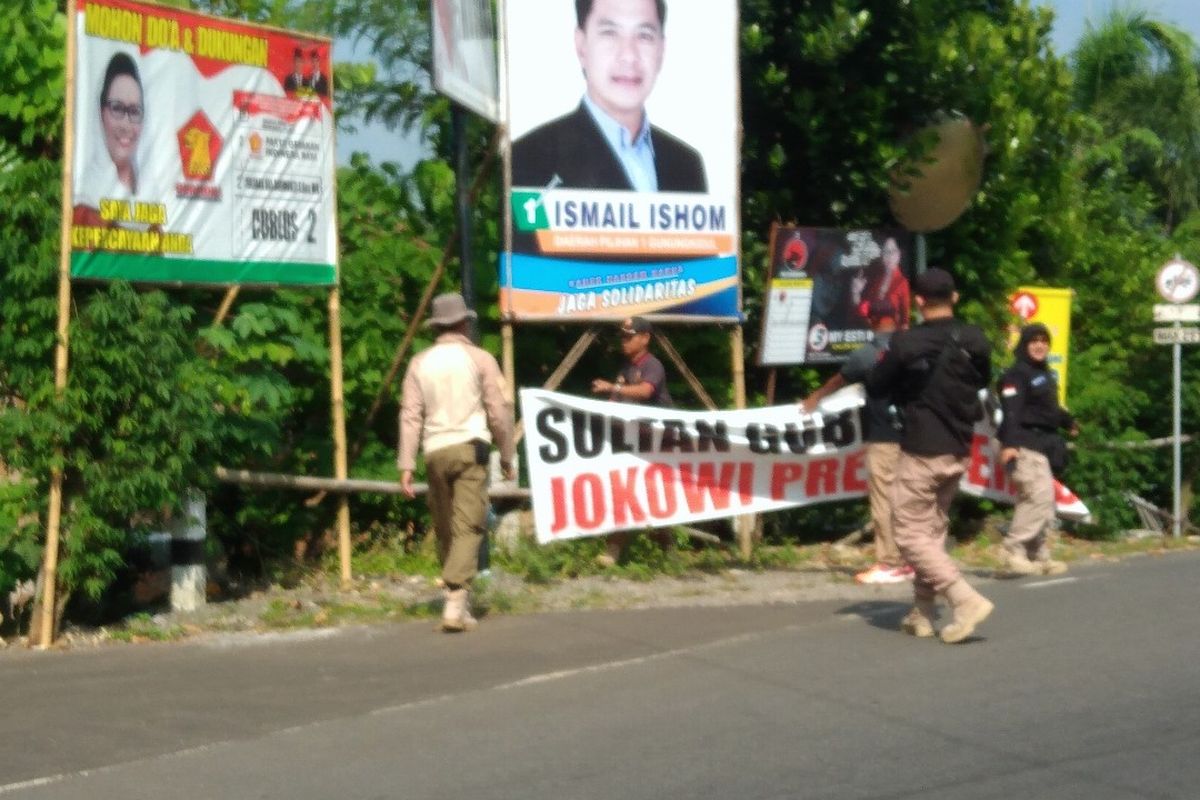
xmin=0 ymin=776 xmax=63 ymax=796
xmin=1021 ymin=577 xmax=1079 ymax=589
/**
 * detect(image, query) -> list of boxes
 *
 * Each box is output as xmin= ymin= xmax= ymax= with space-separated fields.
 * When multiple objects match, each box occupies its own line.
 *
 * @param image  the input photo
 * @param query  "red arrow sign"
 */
xmin=1010 ymin=291 xmax=1038 ymax=320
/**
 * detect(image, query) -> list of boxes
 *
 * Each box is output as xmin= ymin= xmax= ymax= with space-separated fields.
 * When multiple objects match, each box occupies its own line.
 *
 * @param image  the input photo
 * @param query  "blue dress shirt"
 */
xmin=581 ymin=94 xmax=658 ymax=192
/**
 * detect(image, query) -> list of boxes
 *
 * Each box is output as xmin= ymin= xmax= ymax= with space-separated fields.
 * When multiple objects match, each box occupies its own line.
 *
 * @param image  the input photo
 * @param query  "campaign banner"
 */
xmin=501 ymin=0 xmax=740 ymax=320
xmin=69 ymin=0 xmax=337 ymax=286
xmin=432 ymin=0 xmax=499 ymax=122
xmin=760 ymin=226 xmax=914 ymax=365
xmin=1008 ymin=286 xmax=1073 ymax=406
xmin=520 ymin=387 xmax=1090 ymax=543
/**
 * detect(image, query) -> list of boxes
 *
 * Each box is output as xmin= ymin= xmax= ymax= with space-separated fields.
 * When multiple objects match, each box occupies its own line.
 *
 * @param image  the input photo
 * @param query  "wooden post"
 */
xmin=765 ymin=368 xmax=777 ymax=405
xmin=654 ymin=329 xmax=718 ymax=411
xmin=511 ymin=326 xmax=599 ymax=446
xmin=542 ymin=326 xmax=599 ymax=389
xmin=730 ymin=325 xmax=747 ymax=409
xmin=212 ymin=286 xmax=240 ymax=326
xmin=328 ymin=289 xmax=352 ymax=588
xmin=501 ymin=321 xmax=516 ymax=404
xmin=33 ymin=0 xmax=79 ymax=649
xmin=730 ymin=325 xmax=754 ymax=559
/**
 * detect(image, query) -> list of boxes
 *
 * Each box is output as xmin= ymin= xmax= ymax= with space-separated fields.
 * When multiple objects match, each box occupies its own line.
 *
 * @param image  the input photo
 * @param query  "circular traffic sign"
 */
xmin=1156 ymin=258 xmax=1200 ymax=304
xmin=1009 ymin=291 xmax=1039 ymax=320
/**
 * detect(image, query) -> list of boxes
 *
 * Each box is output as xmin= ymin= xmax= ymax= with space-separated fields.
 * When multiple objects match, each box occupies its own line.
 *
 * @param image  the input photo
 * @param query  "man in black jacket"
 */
xmin=996 ymin=323 xmax=1077 ymax=576
xmin=866 ymin=268 xmax=994 ymax=644
xmin=510 ymin=0 xmax=707 ymax=193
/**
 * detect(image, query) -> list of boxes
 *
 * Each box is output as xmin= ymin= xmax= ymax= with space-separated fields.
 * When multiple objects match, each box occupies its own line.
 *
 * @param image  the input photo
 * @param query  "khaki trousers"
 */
xmin=892 ymin=452 xmax=966 ymax=598
xmin=865 ymin=442 xmax=902 ymax=567
xmin=425 ymin=442 xmax=488 ymax=586
xmin=1005 ymin=447 xmax=1055 ymax=560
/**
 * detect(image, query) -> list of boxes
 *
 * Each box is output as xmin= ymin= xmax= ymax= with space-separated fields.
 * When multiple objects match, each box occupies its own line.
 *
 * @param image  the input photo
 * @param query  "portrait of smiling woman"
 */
xmin=100 ymin=52 xmax=143 ymax=193
xmin=73 ymin=51 xmax=146 ymax=226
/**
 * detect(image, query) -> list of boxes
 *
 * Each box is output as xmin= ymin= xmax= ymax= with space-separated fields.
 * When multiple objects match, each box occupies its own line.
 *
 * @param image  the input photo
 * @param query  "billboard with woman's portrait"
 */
xmin=69 ymin=0 xmax=337 ymax=286
xmin=759 ymin=226 xmax=914 ymax=365
xmin=501 ymin=0 xmax=740 ymax=320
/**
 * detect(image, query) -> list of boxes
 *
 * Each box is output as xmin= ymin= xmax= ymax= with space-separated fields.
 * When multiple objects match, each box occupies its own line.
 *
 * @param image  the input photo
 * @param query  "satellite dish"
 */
xmin=888 ymin=114 xmax=986 ymax=233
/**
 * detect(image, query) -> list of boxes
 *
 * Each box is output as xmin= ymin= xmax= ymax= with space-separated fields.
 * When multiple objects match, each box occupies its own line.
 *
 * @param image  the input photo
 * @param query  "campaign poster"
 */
xmin=501 ymin=0 xmax=740 ymax=320
xmin=69 ymin=0 xmax=337 ymax=286
xmin=432 ymin=0 xmax=499 ymax=122
xmin=759 ymin=226 xmax=914 ymax=365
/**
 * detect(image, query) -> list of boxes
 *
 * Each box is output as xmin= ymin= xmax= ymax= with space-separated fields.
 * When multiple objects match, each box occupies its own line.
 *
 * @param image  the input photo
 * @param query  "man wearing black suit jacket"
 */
xmin=511 ymin=0 xmax=706 ymax=193
xmin=306 ymin=49 xmax=330 ymax=98
xmin=282 ymin=48 xmax=307 ymax=94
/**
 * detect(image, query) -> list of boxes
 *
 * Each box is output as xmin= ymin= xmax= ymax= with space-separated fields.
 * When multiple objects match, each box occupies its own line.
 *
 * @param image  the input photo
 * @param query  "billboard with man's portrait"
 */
xmin=501 ymin=0 xmax=740 ymax=320
xmin=759 ymin=226 xmax=914 ymax=366
xmin=69 ymin=0 xmax=337 ymax=286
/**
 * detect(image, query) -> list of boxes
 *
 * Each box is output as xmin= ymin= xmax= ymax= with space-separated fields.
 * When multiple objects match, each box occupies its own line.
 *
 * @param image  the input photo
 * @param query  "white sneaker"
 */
xmin=856 ymin=564 xmax=907 ymax=585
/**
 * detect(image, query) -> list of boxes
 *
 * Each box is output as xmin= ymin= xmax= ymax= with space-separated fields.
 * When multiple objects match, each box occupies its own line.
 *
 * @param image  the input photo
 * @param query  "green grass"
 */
xmin=108 ymin=612 xmax=186 ymax=643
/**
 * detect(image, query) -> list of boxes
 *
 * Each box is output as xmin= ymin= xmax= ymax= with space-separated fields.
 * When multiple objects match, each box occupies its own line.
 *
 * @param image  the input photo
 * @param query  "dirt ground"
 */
xmin=7 ymin=532 xmax=1195 ymax=651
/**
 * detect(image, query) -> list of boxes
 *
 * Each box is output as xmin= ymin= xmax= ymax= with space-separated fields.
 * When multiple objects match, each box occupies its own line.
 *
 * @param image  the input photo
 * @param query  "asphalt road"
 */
xmin=3 ymin=551 xmax=1198 ymax=800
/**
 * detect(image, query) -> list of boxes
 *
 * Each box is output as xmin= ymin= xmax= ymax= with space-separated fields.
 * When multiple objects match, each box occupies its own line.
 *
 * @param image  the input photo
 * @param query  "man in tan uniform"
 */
xmin=399 ymin=293 xmax=515 ymax=632
xmin=802 ymin=299 xmax=910 ymax=584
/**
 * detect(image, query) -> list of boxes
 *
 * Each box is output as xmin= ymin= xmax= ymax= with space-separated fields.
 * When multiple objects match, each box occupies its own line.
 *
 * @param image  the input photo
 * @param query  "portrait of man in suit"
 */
xmin=282 ymin=47 xmax=307 ymax=94
xmin=511 ymin=0 xmax=707 ymax=193
xmin=306 ymin=48 xmax=329 ymax=97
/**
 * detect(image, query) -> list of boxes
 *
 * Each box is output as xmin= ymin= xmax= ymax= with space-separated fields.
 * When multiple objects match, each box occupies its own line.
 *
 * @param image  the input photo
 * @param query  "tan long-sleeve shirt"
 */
xmin=397 ymin=332 xmax=515 ymax=471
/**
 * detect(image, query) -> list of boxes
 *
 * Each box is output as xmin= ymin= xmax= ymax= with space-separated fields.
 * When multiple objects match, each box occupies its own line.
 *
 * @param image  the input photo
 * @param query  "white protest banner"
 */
xmin=519 ymin=387 xmax=1090 ymax=544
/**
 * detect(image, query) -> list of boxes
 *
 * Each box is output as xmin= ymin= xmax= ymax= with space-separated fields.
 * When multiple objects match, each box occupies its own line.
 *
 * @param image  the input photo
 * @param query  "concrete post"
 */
xmin=170 ymin=490 xmax=207 ymax=612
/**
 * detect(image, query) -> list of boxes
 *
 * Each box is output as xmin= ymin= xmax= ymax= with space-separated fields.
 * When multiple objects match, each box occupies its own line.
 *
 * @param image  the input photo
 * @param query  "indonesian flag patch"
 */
xmin=1001 ymin=384 xmax=1019 ymax=398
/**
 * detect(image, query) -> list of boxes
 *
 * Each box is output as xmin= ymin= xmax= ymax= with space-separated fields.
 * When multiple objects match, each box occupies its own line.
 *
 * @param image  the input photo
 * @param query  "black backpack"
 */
xmin=905 ymin=325 xmax=984 ymax=426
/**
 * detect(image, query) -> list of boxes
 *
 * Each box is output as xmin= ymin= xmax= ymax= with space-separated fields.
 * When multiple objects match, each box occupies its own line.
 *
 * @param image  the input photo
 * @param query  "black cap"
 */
xmin=914 ymin=268 xmax=956 ymax=300
xmin=620 ymin=316 xmax=652 ymax=335
xmin=1017 ymin=322 xmax=1051 ymax=348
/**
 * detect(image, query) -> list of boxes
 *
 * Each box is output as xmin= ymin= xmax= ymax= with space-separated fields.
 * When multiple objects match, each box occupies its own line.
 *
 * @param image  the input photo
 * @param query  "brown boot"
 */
xmin=1035 ymin=558 xmax=1068 ymax=576
xmin=1032 ymin=545 xmax=1067 ymax=576
xmin=441 ymin=588 xmax=478 ymax=633
xmin=900 ymin=598 xmax=937 ymax=638
xmin=1000 ymin=547 xmax=1039 ymax=578
xmin=940 ymin=579 xmax=994 ymax=644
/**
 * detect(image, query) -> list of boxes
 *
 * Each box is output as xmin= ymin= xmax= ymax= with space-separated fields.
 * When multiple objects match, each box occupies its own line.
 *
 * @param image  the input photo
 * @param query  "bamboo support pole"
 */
xmin=729 ymin=325 xmax=754 ymax=559
xmin=543 ymin=326 xmax=600 ymax=391
xmin=212 ymin=286 xmax=240 ymax=326
xmin=512 ymin=326 xmax=599 ymax=446
xmin=328 ymin=289 xmax=352 ymax=588
xmin=216 ymin=467 xmax=530 ymax=499
xmin=501 ymin=321 xmax=516 ymax=405
xmin=730 ymin=325 xmax=747 ymax=409
xmin=34 ymin=0 xmax=79 ymax=649
xmin=654 ymin=330 xmax=718 ymax=411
